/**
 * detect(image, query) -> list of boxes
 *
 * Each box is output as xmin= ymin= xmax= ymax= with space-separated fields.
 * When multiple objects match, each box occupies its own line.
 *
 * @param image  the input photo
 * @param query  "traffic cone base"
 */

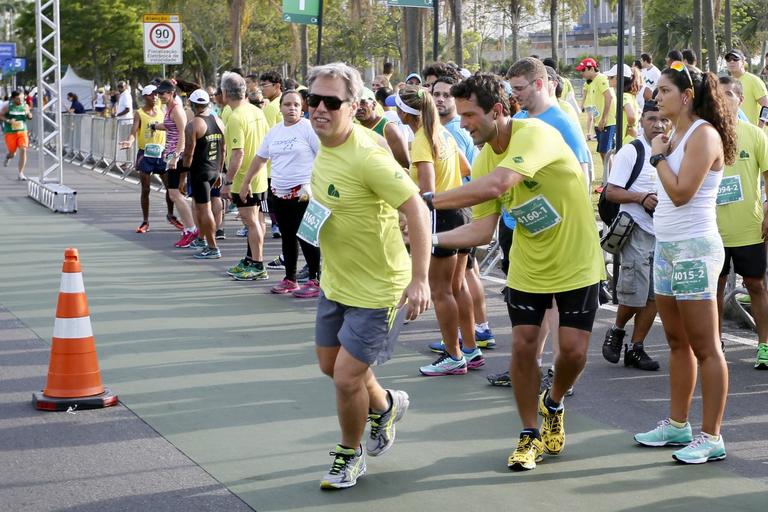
xmin=33 ymin=388 xmax=118 ymax=411
xmin=33 ymin=248 xmax=117 ymax=412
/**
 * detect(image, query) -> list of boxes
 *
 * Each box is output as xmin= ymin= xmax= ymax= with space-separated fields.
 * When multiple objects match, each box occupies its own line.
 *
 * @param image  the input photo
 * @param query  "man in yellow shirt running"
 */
xmin=307 ymin=62 xmax=431 ymax=490
xmin=425 ymin=73 xmax=604 ymax=472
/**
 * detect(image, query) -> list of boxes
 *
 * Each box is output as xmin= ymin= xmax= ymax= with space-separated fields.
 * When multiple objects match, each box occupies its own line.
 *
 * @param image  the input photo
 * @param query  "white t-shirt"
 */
xmin=256 ymin=118 xmax=319 ymax=190
xmin=116 ymin=89 xmax=133 ymax=120
xmin=607 ymin=136 xmax=657 ymax=235
xmin=94 ymin=92 xmax=105 ymax=108
xmin=642 ymin=65 xmax=661 ymax=91
xmin=383 ymin=110 xmax=414 ymax=143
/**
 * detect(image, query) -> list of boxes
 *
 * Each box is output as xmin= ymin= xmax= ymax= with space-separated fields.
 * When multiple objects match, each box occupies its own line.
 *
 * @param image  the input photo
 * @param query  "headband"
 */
xmin=395 ymin=93 xmax=421 ymax=116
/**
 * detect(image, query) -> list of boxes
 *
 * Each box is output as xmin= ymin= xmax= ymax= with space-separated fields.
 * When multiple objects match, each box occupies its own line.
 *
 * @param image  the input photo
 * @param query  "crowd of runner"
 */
xmin=6 ymin=49 xmax=768 ymax=488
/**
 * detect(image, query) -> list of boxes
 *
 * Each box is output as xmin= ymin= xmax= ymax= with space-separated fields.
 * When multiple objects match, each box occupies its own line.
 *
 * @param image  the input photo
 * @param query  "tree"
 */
xmin=702 ymin=0 xmax=717 ymax=71
xmin=548 ymin=0 xmax=559 ymax=64
xmin=692 ymin=0 xmax=702 ymax=62
xmin=451 ymin=0 xmax=464 ymax=67
xmin=723 ymin=0 xmax=732 ymax=49
xmin=632 ymin=0 xmax=643 ymax=55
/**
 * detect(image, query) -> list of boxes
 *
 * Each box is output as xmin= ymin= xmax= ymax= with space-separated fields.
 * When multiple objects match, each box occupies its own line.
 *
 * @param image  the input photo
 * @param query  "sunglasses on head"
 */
xmin=669 ymin=61 xmax=695 ymax=97
xmin=307 ymin=93 xmax=348 ymax=110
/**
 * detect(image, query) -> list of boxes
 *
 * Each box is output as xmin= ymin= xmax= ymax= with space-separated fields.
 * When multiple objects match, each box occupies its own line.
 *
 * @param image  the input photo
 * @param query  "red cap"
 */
xmin=576 ymin=58 xmax=598 ymax=71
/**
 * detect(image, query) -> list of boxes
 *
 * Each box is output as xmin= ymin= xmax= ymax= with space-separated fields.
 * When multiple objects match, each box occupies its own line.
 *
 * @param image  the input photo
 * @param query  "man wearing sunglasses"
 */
xmin=725 ymin=49 xmax=768 ymax=128
xmin=577 ymin=57 xmax=616 ymax=169
xmin=307 ymin=62 xmax=431 ymax=490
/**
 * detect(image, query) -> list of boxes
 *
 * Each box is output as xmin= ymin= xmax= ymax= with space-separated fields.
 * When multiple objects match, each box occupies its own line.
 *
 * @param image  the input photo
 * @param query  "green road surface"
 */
xmin=1 ymin=165 xmax=766 ymax=511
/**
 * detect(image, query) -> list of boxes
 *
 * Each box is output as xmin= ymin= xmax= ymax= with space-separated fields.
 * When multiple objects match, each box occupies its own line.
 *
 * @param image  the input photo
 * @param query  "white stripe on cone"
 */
xmin=53 ymin=316 xmax=93 ymax=339
xmin=60 ymin=272 xmax=85 ymax=294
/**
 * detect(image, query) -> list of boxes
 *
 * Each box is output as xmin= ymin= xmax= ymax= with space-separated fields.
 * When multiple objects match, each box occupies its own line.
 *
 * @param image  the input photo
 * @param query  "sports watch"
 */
xmin=649 ymin=153 xmax=667 ymax=168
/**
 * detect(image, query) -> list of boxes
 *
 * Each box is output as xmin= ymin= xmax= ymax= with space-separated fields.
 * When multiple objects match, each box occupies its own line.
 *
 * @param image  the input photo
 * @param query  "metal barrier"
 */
xmin=86 ymin=116 xmax=107 ymax=169
xmin=107 ymin=119 xmax=137 ymax=179
xmin=75 ymin=114 xmax=91 ymax=163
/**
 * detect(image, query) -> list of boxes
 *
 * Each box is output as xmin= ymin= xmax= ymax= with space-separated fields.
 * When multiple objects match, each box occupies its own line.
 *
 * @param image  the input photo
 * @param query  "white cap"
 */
xmin=141 ymin=84 xmax=157 ymax=96
xmin=459 ymin=68 xmax=472 ymax=79
xmin=605 ymin=64 xmax=632 ymax=78
xmin=189 ymin=89 xmax=210 ymax=105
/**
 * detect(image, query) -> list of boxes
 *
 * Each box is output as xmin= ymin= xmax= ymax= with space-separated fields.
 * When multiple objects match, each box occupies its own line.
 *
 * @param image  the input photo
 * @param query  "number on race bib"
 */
xmin=671 ymin=259 xmax=709 ymax=296
xmin=508 ymin=195 xmax=562 ymax=235
xmin=297 ymin=198 xmax=332 ymax=247
xmin=716 ymin=175 xmax=743 ymax=205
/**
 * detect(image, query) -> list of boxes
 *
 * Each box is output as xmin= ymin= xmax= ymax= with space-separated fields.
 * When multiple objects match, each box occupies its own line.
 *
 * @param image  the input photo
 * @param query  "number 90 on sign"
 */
xmin=150 ymin=23 xmax=176 ymax=49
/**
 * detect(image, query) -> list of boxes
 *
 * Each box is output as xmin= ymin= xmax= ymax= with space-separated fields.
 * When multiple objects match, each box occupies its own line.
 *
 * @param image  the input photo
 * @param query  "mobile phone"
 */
xmin=760 ymin=105 xmax=768 ymax=123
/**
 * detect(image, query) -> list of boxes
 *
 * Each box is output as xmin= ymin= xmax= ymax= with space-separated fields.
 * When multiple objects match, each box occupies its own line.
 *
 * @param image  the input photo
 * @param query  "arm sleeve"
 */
xmin=226 ymin=115 xmax=245 ymax=150
xmin=410 ymin=131 xmax=434 ymax=164
xmin=256 ymin=125 xmax=275 ymax=159
xmin=606 ymin=144 xmax=637 ymax=187
xmin=363 ymin=149 xmax=420 ymax=209
xmin=497 ymin=124 xmax=560 ymax=179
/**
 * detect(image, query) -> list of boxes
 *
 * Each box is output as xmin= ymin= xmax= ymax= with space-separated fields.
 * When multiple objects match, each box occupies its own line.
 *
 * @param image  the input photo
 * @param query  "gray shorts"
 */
xmin=617 ymin=226 xmax=655 ymax=308
xmin=315 ymin=293 xmax=407 ymax=366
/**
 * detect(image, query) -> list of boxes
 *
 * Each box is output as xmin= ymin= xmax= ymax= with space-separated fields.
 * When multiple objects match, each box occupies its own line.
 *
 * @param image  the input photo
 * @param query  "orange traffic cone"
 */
xmin=33 ymin=248 xmax=118 ymax=411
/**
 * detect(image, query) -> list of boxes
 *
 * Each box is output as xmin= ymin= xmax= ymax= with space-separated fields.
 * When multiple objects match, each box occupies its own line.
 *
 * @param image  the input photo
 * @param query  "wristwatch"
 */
xmin=649 ymin=153 xmax=667 ymax=168
xmin=421 ymin=191 xmax=435 ymax=211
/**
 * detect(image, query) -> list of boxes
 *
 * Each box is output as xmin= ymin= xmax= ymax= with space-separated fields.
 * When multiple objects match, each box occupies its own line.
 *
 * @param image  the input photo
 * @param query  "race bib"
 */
xmin=10 ymin=120 xmax=23 ymax=131
xmin=297 ymin=198 xmax=332 ymax=247
xmin=508 ymin=195 xmax=561 ymax=235
xmin=716 ymin=175 xmax=743 ymax=205
xmin=144 ymin=143 xmax=164 ymax=159
xmin=671 ymin=259 xmax=708 ymax=295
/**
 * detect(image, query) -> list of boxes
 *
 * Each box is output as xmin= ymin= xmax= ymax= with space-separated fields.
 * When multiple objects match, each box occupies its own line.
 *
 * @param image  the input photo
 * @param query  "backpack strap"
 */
xmin=623 ymin=139 xmax=645 ymax=190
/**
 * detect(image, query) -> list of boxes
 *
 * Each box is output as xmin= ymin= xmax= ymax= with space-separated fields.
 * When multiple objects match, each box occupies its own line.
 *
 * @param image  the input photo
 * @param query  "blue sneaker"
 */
xmin=419 ymin=353 xmax=467 ymax=376
xmin=634 ymin=419 xmax=693 ymax=447
xmin=475 ymin=327 xmax=496 ymax=349
xmin=672 ymin=433 xmax=726 ymax=464
xmin=428 ymin=339 xmax=463 ymax=354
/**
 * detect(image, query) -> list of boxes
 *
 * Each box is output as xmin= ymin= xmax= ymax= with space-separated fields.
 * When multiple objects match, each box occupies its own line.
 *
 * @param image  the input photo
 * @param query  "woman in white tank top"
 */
xmin=634 ymin=62 xmax=738 ymax=464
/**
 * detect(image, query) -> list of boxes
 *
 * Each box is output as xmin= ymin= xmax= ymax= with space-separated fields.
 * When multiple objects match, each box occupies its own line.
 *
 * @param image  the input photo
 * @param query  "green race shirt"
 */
xmin=590 ymin=73 xmax=616 ymax=127
xmin=409 ymin=125 xmax=462 ymax=193
xmin=311 ymin=124 xmax=419 ymax=308
xmin=4 ymin=102 xmax=28 ymax=133
xmin=472 ymin=118 xmax=605 ymax=293
xmin=225 ymin=102 xmax=269 ymax=194
xmin=716 ymin=120 xmax=768 ymax=247
xmin=738 ymin=72 xmax=768 ymax=126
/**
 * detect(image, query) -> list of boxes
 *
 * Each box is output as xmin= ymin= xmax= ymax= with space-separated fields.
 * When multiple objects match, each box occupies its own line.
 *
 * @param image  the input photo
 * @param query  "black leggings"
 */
xmin=272 ymin=196 xmax=321 ymax=281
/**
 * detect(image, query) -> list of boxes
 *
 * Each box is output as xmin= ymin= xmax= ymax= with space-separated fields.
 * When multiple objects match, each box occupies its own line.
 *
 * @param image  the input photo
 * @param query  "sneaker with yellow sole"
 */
xmin=507 ymin=431 xmax=544 ymax=471
xmin=538 ymin=389 xmax=565 ymax=455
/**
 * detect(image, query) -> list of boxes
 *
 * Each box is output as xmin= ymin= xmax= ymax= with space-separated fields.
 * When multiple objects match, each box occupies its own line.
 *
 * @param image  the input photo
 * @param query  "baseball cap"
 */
xmin=141 ymin=84 xmax=157 ymax=96
xmin=576 ymin=57 xmax=599 ymax=71
xmin=189 ymin=89 xmax=210 ymax=105
xmin=384 ymin=94 xmax=397 ymax=107
xmin=360 ymin=87 xmax=376 ymax=102
xmin=642 ymin=100 xmax=659 ymax=114
xmin=724 ymin=49 xmax=744 ymax=61
xmin=605 ymin=63 xmax=632 ymax=78
xmin=459 ymin=68 xmax=472 ymax=79
xmin=404 ymin=72 xmax=422 ymax=84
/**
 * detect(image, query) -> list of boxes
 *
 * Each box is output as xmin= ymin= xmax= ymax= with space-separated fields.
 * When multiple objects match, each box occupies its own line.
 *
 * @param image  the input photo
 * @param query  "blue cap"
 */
xmin=404 ymin=72 xmax=422 ymax=84
xmin=385 ymin=94 xmax=397 ymax=107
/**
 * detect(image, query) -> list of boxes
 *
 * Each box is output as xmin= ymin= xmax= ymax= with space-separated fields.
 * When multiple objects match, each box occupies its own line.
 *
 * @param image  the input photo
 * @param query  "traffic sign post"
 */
xmin=282 ymin=0 xmax=320 ymax=25
xmin=143 ymin=14 xmax=183 ymax=65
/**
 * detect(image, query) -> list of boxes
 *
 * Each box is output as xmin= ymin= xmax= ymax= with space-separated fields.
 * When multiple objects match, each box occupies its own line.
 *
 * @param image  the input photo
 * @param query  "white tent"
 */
xmin=60 ymin=67 xmax=94 ymax=111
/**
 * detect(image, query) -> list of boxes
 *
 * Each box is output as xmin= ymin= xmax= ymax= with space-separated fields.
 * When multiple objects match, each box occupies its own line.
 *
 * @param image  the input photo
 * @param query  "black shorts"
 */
xmin=264 ymin=178 xmax=274 ymax=214
xmin=167 ymin=167 xmax=187 ymax=189
xmin=432 ymin=208 xmax=472 ymax=258
xmin=136 ymin=150 xmax=167 ymax=174
xmin=190 ymin=172 xmax=218 ymax=204
xmin=504 ymin=283 xmax=600 ymax=332
xmin=466 ymin=247 xmax=476 ymax=269
xmin=720 ymin=242 xmax=767 ymax=279
xmin=232 ymin=191 xmax=267 ymax=208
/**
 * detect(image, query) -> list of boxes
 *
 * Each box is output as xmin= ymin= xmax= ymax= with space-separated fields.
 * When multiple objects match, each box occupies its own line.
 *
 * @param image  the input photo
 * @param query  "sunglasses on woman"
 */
xmin=669 ymin=61 xmax=695 ymax=97
xmin=307 ymin=94 xmax=348 ymax=110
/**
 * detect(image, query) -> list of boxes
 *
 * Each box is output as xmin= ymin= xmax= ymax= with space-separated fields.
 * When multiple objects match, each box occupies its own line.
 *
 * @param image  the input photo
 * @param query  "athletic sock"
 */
xmin=253 ymin=261 xmax=264 ymax=270
xmin=669 ymin=418 xmax=688 ymax=429
xmin=612 ymin=324 xmax=625 ymax=332
xmin=461 ymin=347 xmax=477 ymax=354
xmin=702 ymin=431 xmax=720 ymax=442
xmin=476 ymin=322 xmax=489 ymax=331
xmin=521 ymin=427 xmax=541 ymax=439
xmin=536 ymin=358 xmax=543 ymax=368
xmin=544 ymin=393 xmax=562 ymax=411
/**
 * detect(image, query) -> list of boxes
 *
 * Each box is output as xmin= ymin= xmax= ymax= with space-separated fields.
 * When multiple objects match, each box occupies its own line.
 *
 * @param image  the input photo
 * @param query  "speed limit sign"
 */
xmin=143 ymin=14 xmax=183 ymax=65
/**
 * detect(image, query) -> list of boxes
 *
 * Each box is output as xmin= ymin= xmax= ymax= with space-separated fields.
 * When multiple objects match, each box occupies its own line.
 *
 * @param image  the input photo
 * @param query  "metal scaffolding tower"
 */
xmin=28 ymin=0 xmax=76 ymax=213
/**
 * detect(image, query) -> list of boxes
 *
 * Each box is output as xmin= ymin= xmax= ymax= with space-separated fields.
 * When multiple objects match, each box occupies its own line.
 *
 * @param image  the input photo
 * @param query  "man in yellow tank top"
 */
xmin=119 ymin=85 xmax=176 ymax=233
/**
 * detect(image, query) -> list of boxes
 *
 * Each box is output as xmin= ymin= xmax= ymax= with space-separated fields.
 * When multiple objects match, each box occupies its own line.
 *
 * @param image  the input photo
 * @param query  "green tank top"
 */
xmin=4 ymin=102 xmax=27 ymax=133
xmin=371 ymin=116 xmax=388 ymax=137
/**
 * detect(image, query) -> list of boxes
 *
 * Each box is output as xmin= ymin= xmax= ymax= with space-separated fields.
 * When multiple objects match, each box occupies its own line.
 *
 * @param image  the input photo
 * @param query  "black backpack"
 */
xmin=597 ymin=139 xmax=645 ymax=225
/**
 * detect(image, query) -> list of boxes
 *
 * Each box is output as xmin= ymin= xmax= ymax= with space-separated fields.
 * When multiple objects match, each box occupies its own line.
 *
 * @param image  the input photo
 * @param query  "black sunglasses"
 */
xmin=307 ymin=93 xmax=348 ymax=110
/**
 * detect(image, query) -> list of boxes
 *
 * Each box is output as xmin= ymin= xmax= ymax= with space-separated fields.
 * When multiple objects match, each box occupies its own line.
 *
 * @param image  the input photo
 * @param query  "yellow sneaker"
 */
xmin=507 ymin=432 xmax=544 ymax=471
xmin=538 ymin=389 xmax=565 ymax=455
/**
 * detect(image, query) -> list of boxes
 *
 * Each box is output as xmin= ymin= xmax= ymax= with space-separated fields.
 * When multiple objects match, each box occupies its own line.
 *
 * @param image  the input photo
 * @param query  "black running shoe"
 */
xmin=602 ymin=326 xmax=625 ymax=364
xmin=624 ymin=343 xmax=660 ymax=371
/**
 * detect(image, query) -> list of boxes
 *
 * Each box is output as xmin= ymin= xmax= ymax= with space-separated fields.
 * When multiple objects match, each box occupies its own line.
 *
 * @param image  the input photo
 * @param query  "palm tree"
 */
xmin=692 ymin=0 xmax=702 ymax=63
xmin=702 ymin=0 xmax=717 ymax=71
xmin=632 ymin=0 xmax=642 ymax=56
xmin=228 ymin=0 xmax=252 ymax=69
xmin=549 ymin=0 xmax=559 ymax=64
xmin=450 ymin=0 xmax=464 ymax=67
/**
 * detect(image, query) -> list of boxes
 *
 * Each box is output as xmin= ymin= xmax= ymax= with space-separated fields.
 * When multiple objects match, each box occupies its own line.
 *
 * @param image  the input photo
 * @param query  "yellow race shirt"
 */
xmin=738 ymin=72 xmax=768 ymax=126
xmin=311 ymin=124 xmax=419 ymax=309
xmin=220 ymin=104 xmax=232 ymax=125
xmin=263 ymin=94 xmax=284 ymax=128
xmin=561 ymin=76 xmax=575 ymax=101
xmin=591 ymin=73 xmax=616 ymax=127
xmin=472 ymin=118 xmax=605 ymax=293
xmin=136 ymin=107 xmax=165 ymax=150
xmin=409 ymin=125 xmax=463 ymax=193
xmin=621 ymin=92 xmax=639 ymax=144
xmin=558 ymin=98 xmax=581 ymax=128
xmin=716 ymin=120 xmax=768 ymax=247
xmin=225 ymin=102 xmax=269 ymax=194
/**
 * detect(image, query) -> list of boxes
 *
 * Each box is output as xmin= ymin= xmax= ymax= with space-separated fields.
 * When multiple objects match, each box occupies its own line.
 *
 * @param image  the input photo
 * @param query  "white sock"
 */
xmin=476 ymin=322 xmax=489 ymax=331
